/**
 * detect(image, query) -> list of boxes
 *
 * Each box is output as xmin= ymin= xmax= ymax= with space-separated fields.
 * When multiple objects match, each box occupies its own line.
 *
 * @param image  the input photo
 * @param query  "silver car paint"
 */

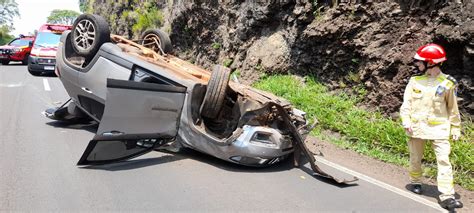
xmin=78 ymin=57 xmax=131 ymax=101
xmin=57 ymin=31 xmax=294 ymax=166
xmin=98 ymin=85 xmax=185 ymax=137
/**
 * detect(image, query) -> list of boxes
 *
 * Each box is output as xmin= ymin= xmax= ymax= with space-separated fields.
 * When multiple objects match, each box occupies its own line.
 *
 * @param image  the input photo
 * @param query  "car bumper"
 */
xmin=225 ymin=125 xmax=294 ymax=166
xmin=179 ymin=121 xmax=293 ymax=167
xmin=28 ymin=56 xmax=57 ymax=75
xmin=0 ymin=53 xmax=25 ymax=61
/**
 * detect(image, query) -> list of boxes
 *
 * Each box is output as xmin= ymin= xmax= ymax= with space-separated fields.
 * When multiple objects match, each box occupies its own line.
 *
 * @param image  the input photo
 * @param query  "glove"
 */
xmin=451 ymin=126 xmax=461 ymax=141
xmin=404 ymin=127 xmax=413 ymax=135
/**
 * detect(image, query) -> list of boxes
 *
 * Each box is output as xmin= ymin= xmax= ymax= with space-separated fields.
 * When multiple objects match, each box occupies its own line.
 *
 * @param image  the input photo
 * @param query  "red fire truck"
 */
xmin=0 ymin=35 xmax=35 ymax=65
xmin=28 ymin=24 xmax=72 ymax=76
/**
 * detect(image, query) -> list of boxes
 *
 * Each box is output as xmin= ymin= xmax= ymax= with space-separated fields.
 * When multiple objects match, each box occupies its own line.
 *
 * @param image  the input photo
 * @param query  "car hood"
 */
xmin=1 ymin=45 xmax=30 ymax=50
xmin=31 ymin=46 xmax=58 ymax=57
xmin=0 ymin=45 xmax=16 ymax=49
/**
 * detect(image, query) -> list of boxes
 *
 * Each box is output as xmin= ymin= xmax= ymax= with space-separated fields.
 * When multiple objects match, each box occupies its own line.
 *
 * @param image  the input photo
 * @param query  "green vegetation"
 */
xmin=79 ymin=0 xmax=95 ymax=13
xmin=223 ymin=58 xmax=233 ymax=67
xmin=47 ymin=9 xmax=80 ymax=25
xmin=0 ymin=25 xmax=13 ymax=45
xmin=0 ymin=0 xmax=19 ymax=45
xmin=211 ymin=42 xmax=221 ymax=50
xmin=311 ymin=0 xmax=326 ymax=21
xmin=131 ymin=2 xmax=164 ymax=36
xmin=254 ymin=75 xmax=473 ymax=190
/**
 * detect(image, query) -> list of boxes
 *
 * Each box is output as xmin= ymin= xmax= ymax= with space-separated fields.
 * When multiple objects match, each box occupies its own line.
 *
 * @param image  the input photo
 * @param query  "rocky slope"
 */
xmin=85 ymin=0 xmax=474 ymax=117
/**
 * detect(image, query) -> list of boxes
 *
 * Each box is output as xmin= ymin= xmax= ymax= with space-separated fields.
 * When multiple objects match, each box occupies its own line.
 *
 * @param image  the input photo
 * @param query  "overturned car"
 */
xmin=45 ymin=14 xmax=356 ymax=184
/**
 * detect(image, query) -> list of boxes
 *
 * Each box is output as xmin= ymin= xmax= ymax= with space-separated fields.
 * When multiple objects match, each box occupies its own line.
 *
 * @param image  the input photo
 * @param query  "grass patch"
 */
xmin=254 ymin=75 xmax=474 ymax=190
xmin=131 ymin=2 xmax=164 ymax=36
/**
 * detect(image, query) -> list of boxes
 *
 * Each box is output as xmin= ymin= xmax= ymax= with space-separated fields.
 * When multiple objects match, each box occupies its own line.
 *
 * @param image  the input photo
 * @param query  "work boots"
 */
xmin=410 ymin=184 xmax=422 ymax=194
xmin=440 ymin=198 xmax=463 ymax=210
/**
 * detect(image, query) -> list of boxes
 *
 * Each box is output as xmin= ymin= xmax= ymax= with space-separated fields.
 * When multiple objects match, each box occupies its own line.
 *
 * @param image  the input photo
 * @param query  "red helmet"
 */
xmin=414 ymin=43 xmax=447 ymax=64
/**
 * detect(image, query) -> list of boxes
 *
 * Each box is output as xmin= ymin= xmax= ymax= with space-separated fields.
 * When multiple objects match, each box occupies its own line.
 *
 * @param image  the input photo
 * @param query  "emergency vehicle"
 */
xmin=0 ymin=35 xmax=35 ymax=65
xmin=28 ymin=24 xmax=72 ymax=76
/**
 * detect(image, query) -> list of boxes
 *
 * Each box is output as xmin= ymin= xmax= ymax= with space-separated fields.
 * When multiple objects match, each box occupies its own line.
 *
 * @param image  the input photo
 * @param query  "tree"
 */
xmin=47 ymin=9 xmax=80 ymax=25
xmin=79 ymin=0 xmax=88 ymax=13
xmin=0 ymin=25 xmax=13 ymax=45
xmin=0 ymin=0 xmax=20 ymax=26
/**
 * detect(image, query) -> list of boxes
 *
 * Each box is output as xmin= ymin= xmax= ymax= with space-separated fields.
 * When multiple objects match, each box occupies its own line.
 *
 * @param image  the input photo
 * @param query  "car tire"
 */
xmin=1 ymin=60 xmax=9 ymax=65
xmin=71 ymin=14 xmax=110 ymax=61
xmin=200 ymin=65 xmax=231 ymax=119
xmin=22 ymin=54 xmax=29 ymax=65
xmin=140 ymin=29 xmax=173 ymax=54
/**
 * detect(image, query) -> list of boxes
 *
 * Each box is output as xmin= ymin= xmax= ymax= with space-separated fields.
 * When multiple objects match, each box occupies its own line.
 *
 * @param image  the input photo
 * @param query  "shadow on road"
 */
xmin=0 ymin=63 xmax=26 ymax=66
xmin=405 ymin=184 xmax=462 ymax=202
xmin=79 ymin=154 xmax=187 ymax=171
xmin=45 ymin=121 xmax=98 ymax=134
xmin=45 ymin=121 xmax=357 ymax=187
xmin=171 ymin=148 xmax=357 ymax=188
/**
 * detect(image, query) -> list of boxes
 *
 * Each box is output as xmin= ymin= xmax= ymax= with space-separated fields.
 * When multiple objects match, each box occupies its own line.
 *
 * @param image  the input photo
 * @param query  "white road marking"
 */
xmin=43 ymin=78 xmax=51 ymax=91
xmin=314 ymin=156 xmax=447 ymax=212
xmin=0 ymin=83 xmax=24 ymax=87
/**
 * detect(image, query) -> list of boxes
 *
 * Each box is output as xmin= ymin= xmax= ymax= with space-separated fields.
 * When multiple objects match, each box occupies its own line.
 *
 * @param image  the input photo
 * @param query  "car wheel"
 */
xmin=140 ymin=29 xmax=173 ymax=54
xmin=71 ymin=14 xmax=110 ymax=61
xmin=200 ymin=65 xmax=231 ymax=119
xmin=22 ymin=54 xmax=29 ymax=65
xmin=1 ymin=60 xmax=9 ymax=65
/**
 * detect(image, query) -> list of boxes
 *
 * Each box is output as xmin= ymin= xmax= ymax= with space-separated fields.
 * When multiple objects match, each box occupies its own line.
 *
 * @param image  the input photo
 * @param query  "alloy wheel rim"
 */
xmin=74 ymin=19 xmax=96 ymax=51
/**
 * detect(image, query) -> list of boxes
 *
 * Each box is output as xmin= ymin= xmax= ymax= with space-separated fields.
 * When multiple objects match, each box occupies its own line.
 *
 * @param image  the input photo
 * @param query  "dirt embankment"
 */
xmin=167 ymin=1 xmax=473 ymax=117
xmin=86 ymin=1 xmax=473 ymax=117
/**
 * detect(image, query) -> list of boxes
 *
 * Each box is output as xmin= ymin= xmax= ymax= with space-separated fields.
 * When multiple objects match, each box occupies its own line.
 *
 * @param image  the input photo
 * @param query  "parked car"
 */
xmin=28 ymin=24 xmax=72 ymax=76
xmin=44 ymin=14 xmax=356 ymax=184
xmin=0 ymin=35 xmax=34 ymax=65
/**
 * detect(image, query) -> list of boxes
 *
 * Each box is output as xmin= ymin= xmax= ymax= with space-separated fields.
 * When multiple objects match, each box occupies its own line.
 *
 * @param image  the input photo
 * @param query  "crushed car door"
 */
xmin=77 ymin=78 xmax=186 ymax=165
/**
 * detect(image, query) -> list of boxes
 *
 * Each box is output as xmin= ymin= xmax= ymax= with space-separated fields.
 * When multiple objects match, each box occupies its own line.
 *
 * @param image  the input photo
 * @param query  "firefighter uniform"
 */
xmin=400 ymin=72 xmax=461 ymax=201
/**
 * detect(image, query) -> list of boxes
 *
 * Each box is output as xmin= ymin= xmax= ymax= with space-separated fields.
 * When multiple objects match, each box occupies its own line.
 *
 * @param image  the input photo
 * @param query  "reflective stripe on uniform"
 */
xmin=414 ymin=76 xmax=427 ymax=81
xmin=436 ymin=75 xmax=446 ymax=83
xmin=428 ymin=121 xmax=444 ymax=125
xmin=438 ymin=179 xmax=454 ymax=188
xmin=409 ymin=171 xmax=422 ymax=178
xmin=427 ymin=118 xmax=448 ymax=125
xmin=446 ymin=81 xmax=454 ymax=89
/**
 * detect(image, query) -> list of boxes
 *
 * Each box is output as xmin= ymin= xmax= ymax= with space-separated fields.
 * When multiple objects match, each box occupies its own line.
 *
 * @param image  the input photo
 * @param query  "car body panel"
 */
xmin=77 ymin=135 xmax=171 ymax=166
xmin=97 ymin=78 xmax=186 ymax=136
xmin=77 ymin=78 xmax=186 ymax=166
xmin=78 ymin=57 xmax=132 ymax=102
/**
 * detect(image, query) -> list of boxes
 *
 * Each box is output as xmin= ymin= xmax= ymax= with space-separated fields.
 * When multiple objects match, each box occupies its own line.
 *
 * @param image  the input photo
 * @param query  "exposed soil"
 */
xmin=88 ymin=0 xmax=473 ymax=116
xmin=306 ymin=135 xmax=474 ymax=212
xmin=166 ymin=1 xmax=473 ymax=117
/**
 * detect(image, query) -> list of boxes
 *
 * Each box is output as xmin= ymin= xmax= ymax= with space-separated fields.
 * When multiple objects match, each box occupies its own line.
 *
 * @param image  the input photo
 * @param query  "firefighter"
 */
xmin=400 ymin=43 xmax=463 ymax=210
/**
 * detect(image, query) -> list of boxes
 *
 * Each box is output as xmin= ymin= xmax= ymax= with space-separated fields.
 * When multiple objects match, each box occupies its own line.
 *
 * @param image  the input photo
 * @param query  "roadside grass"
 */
xmin=254 ymin=75 xmax=474 ymax=190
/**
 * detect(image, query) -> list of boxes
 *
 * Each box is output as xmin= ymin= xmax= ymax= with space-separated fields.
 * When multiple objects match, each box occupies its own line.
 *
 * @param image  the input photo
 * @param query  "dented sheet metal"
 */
xmin=272 ymin=103 xmax=358 ymax=184
xmin=95 ymin=34 xmax=357 ymax=184
xmin=230 ymin=100 xmax=358 ymax=184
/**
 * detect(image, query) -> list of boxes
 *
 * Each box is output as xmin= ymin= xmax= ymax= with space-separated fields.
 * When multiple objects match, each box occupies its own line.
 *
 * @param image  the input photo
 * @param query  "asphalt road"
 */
xmin=0 ymin=64 xmax=446 ymax=212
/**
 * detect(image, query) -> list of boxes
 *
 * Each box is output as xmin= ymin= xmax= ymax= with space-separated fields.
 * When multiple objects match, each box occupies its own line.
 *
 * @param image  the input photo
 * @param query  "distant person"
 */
xmin=400 ymin=43 xmax=463 ymax=211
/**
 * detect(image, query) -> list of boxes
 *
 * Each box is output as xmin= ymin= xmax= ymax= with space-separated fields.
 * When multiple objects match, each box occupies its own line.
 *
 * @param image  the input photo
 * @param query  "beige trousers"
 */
xmin=408 ymin=138 xmax=455 ymax=201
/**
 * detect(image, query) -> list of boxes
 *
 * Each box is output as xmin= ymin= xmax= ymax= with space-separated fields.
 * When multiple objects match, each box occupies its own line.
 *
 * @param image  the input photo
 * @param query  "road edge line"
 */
xmin=314 ymin=155 xmax=447 ymax=212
